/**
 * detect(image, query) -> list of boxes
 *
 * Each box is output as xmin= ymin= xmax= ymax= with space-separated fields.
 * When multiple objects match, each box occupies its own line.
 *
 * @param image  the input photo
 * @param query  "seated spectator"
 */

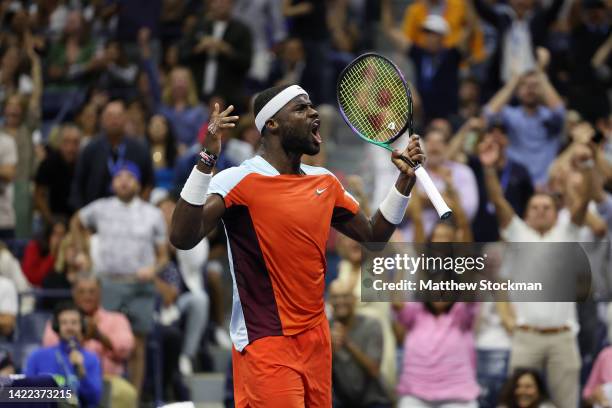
xmin=483 ymin=51 xmax=565 ymax=187
xmin=497 ymin=368 xmax=556 ymax=408
xmin=25 ymin=302 xmax=103 ymax=408
xmin=39 ymin=233 xmax=91 ymax=310
xmin=0 ymin=347 xmax=15 ymax=376
xmin=140 ymin=28 xmax=208 ymax=152
xmin=0 ymin=275 xmax=17 ymax=340
xmin=21 ymin=218 xmax=66 ymax=286
xmin=328 ymin=279 xmax=392 ymax=408
xmin=70 ymin=100 xmax=155 ymax=208
xmin=146 ymin=114 xmax=177 ymax=191
xmin=0 ymin=130 xmax=17 ymax=240
xmin=268 ymin=37 xmax=306 ymax=88
xmin=394 ymin=301 xmax=479 ymax=407
xmin=71 ymin=161 xmax=168 ymax=394
xmin=34 ymin=124 xmax=81 ymax=224
xmin=43 ymin=273 xmax=137 ymax=408
xmin=75 ymin=103 xmax=99 ymax=148
xmin=157 ymin=196 xmax=209 ymax=376
xmin=0 ymin=45 xmax=33 ymax=108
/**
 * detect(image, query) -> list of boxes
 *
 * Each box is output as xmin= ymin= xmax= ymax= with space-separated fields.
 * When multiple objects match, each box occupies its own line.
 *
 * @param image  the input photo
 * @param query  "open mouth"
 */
xmin=311 ymin=119 xmax=322 ymax=144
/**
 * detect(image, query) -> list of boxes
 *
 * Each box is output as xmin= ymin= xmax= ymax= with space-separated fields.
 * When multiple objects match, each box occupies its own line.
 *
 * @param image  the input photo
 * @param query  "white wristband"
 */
xmin=180 ymin=166 xmax=212 ymax=206
xmin=379 ymin=186 xmax=410 ymax=225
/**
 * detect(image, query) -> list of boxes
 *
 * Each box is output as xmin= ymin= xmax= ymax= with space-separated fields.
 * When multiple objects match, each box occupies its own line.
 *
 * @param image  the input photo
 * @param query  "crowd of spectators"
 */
xmin=0 ymin=0 xmax=611 ymax=407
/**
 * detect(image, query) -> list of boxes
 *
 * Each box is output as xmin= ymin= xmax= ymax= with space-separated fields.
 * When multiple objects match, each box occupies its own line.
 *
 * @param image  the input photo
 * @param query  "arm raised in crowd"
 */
xmin=565 ymin=146 xmax=594 ymax=227
xmin=484 ymin=75 xmax=520 ymax=115
xmin=480 ymin=140 xmax=515 ymax=230
xmin=535 ymin=48 xmax=564 ymax=110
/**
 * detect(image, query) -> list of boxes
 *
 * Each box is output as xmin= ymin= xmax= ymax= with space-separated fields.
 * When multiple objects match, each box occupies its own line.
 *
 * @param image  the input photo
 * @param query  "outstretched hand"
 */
xmin=391 ymin=134 xmax=425 ymax=177
xmin=204 ymin=103 xmax=239 ymax=156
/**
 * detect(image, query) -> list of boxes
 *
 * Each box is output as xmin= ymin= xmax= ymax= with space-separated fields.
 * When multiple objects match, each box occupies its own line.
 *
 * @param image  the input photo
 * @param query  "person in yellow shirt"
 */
xmin=400 ymin=0 xmax=486 ymax=63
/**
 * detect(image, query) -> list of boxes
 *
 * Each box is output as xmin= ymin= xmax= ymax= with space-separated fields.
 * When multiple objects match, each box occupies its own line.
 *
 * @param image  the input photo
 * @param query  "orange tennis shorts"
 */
xmin=232 ymin=318 xmax=332 ymax=408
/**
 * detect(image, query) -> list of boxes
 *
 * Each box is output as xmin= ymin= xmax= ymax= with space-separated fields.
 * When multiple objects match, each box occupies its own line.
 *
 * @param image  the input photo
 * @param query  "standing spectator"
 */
xmin=400 ymin=127 xmax=479 ymax=241
xmin=25 ymin=302 xmax=103 ymax=408
xmin=0 ymin=45 xmax=33 ymax=107
xmin=70 ymin=100 xmax=155 ymax=209
xmin=568 ymin=0 xmax=611 ymax=122
xmin=0 ymin=242 xmax=33 ymax=313
xmin=268 ymin=37 xmax=307 ymax=88
xmin=395 ymin=301 xmax=480 ymax=407
xmin=21 ymin=218 xmax=66 ymax=286
xmin=483 ymin=53 xmax=565 ymax=187
xmin=0 ymin=275 xmax=17 ymax=340
xmin=112 ymin=0 xmax=163 ymax=63
xmin=233 ymin=0 xmax=287 ymax=86
xmin=482 ymin=140 xmax=591 ymax=408
xmin=468 ymin=121 xmax=534 ymax=242
xmin=178 ymin=0 xmax=253 ymax=110
xmin=42 ymin=273 xmax=137 ymax=408
xmin=0 ymin=130 xmax=17 ymax=240
xmin=473 ymin=0 xmax=564 ymax=92
xmin=392 ymin=15 xmax=468 ymax=122
xmin=75 ymin=103 xmax=99 ymax=148
xmin=71 ymin=162 xmax=168 ymax=394
xmin=140 ymin=28 xmax=208 ymax=151
xmin=329 ymin=279 xmax=392 ymax=408
xmin=282 ymin=0 xmax=330 ymax=104
xmin=0 ymin=33 xmax=42 ymax=238
xmin=497 ymin=368 xmax=556 ymax=408
xmin=45 ymin=10 xmax=101 ymax=91
xmin=34 ymin=124 xmax=81 ymax=224
xmin=399 ymin=0 xmax=485 ymax=62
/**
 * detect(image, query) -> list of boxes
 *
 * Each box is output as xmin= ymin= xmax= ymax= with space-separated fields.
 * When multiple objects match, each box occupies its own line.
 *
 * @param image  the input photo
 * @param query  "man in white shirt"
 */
xmin=481 ymin=137 xmax=593 ymax=408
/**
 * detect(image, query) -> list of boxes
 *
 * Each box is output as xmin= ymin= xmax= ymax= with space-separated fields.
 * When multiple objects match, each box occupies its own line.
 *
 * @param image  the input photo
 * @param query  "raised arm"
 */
xmin=535 ymin=48 xmax=564 ymax=110
xmin=592 ymin=34 xmax=612 ymax=72
xmin=566 ymin=147 xmax=595 ymax=227
xmin=170 ymin=104 xmax=239 ymax=250
xmin=480 ymin=141 xmax=516 ymax=229
xmin=484 ymin=74 xmax=520 ymax=115
xmin=333 ymin=136 xmax=423 ymax=244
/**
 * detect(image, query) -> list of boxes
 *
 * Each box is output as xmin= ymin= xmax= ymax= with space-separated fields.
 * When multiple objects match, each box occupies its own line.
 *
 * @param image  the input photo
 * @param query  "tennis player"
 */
xmin=170 ymin=84 xmax=424 ymax=407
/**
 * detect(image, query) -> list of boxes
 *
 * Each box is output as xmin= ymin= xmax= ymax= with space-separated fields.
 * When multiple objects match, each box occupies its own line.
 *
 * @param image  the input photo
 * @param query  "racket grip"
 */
xmin=414 ymin=166 xmax=453 ymax=220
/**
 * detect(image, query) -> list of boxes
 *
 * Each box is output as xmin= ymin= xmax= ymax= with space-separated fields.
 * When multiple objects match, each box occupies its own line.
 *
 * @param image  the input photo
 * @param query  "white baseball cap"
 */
xmin=422 ymin=15 xmax=449 ymax=35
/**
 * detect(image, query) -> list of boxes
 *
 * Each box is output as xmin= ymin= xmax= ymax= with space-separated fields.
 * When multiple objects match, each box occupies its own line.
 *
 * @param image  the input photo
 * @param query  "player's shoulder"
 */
xmin=300 ymin=163 xmax=338 ymax=179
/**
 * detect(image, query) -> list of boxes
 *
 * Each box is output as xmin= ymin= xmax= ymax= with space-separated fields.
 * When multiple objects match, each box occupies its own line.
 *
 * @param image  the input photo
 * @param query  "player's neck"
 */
xmin=260 ymin=144 xmax=303 ymax=175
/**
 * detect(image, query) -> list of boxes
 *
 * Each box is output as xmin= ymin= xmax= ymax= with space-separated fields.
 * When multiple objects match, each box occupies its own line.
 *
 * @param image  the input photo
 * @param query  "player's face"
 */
xmin=58 ymin=310 xmax=82 ymax=341
xmin=275 ymin=95 xmax=321 ymax=156
xmin=525 ymin=194 xmax=557 ymax=233
xmin=514 ymin=373 xmax=540 ymax=407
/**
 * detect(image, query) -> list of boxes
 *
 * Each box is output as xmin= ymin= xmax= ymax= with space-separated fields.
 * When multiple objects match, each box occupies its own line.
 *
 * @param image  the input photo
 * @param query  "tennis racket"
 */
xmin=337 ymin=52 xmax=452 ymax=220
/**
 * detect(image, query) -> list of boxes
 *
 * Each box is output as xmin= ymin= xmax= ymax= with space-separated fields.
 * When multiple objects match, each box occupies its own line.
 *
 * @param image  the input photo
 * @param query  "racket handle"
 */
xmin=414 ymin=166 xmax=453 ymax=220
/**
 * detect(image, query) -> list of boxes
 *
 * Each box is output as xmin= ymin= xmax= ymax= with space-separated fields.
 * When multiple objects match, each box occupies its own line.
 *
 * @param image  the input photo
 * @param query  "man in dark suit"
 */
xmin=179 ymin=0 xmax=253 ymax=112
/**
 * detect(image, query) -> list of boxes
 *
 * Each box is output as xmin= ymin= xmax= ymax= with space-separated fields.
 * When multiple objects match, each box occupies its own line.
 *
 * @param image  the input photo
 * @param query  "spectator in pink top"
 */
xmin=583 ymin=346 xmax=612 ymax=408
xmin=395 ymin=301 xmax=479 ymax=407
xmin=42 ymin=272 xmax=137 ymax=408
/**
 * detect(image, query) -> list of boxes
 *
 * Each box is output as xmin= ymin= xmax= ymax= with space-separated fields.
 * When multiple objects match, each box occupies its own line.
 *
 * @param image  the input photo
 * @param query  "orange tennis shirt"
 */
xmin=207 ymin=155 xmax=360 ymax=351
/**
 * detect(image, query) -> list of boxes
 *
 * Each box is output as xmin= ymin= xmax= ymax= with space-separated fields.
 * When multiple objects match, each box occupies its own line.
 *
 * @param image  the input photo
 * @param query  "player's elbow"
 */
xmin=169 ymin=228 xmax=198 ymax=251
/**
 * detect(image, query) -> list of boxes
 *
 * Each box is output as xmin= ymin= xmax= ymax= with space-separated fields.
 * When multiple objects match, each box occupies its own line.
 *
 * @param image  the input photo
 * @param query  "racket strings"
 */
xmin=338 ymin=56 xmax=411 ymax=143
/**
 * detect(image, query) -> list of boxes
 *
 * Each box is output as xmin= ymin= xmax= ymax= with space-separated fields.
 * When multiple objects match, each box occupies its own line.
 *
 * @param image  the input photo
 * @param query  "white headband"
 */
xmin=255 ymin=85 xmax=308 ymax=133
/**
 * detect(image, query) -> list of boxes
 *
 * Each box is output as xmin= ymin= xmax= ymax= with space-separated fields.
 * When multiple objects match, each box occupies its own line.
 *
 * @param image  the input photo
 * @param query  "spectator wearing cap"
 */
xmin=70 ymin=100 xmax=154 ymax=209
xmin=483 ymin=50 xmax=565 ymax=187
xmin=34 ymin=124 xmax=81 ymax=225
xmin=397 ymin=0 xmax=485 ymax=64
xmin=42 ymin=272 xmax=137 ymax=408
xmin=467 ymin=121 xmax=534 ymax=242
xmin=25 ymin=302 xmax=103 ymax=408
xmin=70 ymin=161 xmax=168 ymax=395
xmin=473 ymin=0 xmax=564 ymax=93
xmin=388 ymin=15 xmax=472 ymax=123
